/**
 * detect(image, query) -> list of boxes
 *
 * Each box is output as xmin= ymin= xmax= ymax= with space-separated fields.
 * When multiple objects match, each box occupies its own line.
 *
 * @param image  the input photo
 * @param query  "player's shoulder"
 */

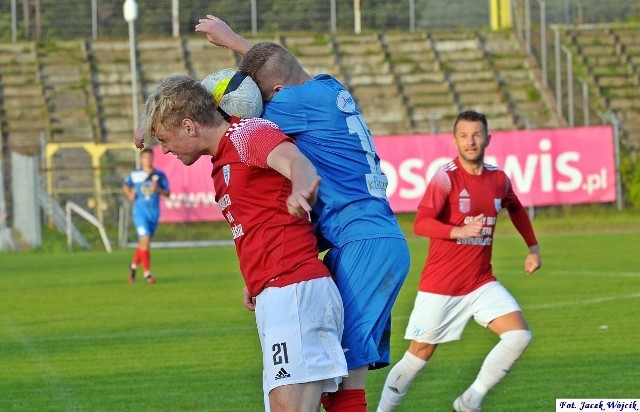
xmin=429 ymin=161 xmax=455 ymax=189
xmin=233 ymin=117 xmax=280 ymax=132
xmin=227 ymin=118 xmax=289 ymax=163
xmin=273 ymin=82 xmax=305 ymax=103
xmin=483 ymin=163 xmax=508 ymax=177
xmin=437 ymin=160 xmax=458 ymax=176
xmin=289 ymin=74 xmax=345 ymax=97
xmin=128 ymin=168 xmax=146 ymax=178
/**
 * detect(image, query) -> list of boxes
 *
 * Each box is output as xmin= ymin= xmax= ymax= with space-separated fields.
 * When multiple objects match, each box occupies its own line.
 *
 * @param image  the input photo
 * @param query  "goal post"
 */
xmin=66 ymin=201 xmax=112 ymax=253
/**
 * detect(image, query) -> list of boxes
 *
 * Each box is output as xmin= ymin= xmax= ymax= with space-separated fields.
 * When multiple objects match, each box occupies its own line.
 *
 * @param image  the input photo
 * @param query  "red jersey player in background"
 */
xmin=377 ymin=110 xmax=542 ymax=412
xmin=137 ymin=74 xmax=347 ymax=412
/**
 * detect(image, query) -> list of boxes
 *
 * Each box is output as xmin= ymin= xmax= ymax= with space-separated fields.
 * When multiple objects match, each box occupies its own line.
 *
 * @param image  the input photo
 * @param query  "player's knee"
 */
xmin=500 ymin=329 xmax=532 ymax=352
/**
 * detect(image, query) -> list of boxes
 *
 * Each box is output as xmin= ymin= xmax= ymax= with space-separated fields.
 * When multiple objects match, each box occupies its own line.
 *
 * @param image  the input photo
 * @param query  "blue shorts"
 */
xmin=324 ymin=237 xmax=410 ymax=370
xmin=132 ymin=209 xmax=159 ymax=239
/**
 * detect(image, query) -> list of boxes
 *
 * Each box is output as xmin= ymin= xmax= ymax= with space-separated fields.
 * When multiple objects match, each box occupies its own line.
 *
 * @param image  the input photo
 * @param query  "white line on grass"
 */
xmin=3 ymin=317 xmax=81 ymax=411
xmin=523 ymin=292 xmax=640 ymax=310
xmin=0 ymin=324 xmax=256 ymax=345
xmin=542 ymin=270 xmax=640 ymax=277
xmin=392 ymin=292 xmax=640 ymax=321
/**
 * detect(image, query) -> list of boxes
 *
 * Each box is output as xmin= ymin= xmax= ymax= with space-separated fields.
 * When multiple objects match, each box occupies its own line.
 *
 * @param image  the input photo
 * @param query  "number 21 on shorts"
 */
xmin=272 ymin=342 xmax=289 ymax=365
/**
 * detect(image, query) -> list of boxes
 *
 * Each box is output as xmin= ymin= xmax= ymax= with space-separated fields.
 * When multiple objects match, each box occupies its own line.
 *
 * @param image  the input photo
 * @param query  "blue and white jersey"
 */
xmin=124 ymin=168 xmax=169 ymax=219
xmin=262 ymin=74 xmax=404 ymax=247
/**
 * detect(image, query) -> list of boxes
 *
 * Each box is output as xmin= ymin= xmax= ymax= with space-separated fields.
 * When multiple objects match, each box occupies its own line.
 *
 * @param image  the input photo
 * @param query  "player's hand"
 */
xmin=242 ymin=287 xmax=256 ymax=312
xmin=195 ymin=15 xmax=251 ymax=54
xmin=134 ymin=122 xmax=146 ymax=149
xmin=459 ymin=214 xmax=485 ymax=238
xmin=287 ymin=176 xmax=320 ymax=219
xmin=524 ymin=245 xmax=541 ymax=275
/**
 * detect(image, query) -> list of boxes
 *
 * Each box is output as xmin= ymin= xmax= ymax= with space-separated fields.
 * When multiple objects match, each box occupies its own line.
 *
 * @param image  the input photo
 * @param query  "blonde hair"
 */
xmin=141 ymin=75 xmax=222 ymax=140
xmin=238 ymin=42 xmax=306 ymax=100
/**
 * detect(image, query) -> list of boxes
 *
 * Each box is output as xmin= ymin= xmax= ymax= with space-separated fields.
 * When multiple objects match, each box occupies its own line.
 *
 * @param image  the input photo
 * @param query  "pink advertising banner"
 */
xmin=154 ymin=126 xmax=616 ymax=222
xmin=152 ymin=147 xmax=223 ymax=223
xmin=375 ymin=126 xmax=616 ymax=211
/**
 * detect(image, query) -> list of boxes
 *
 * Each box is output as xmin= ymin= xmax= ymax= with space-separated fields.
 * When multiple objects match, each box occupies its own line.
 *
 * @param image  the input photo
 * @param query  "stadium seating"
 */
xmin=38 ymin=41 xmax=97 ymax=198
xmin=138 ymin=38 xmax=190 ymax=98
xmin=565 ymin=25 xmax=640 ymax=148
xmin=3 ymin=25 xmax=640 ymax=214
xmin=334 ymin=33 xmax=411 ymax=136
xmin=480 ymin=31 xmax=559 ymax=130
xmin=86 ymin=40 xmax=140 ymax=142
xmin=383 ymin=31 xmax=457 ymax=134
xmin=0 ymin=42 xmax=49 ymax=154
xmin=184 ymin=37 xmax=238 ymax=80
xmin=283 ymin=34 xmax=341 ymax=82
xmin=38 ymin=40 xmax=96 ymax=143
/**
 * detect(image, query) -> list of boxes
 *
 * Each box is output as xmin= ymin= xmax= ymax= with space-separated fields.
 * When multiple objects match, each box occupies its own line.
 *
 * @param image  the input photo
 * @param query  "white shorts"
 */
xmin=405 ymin=281 xmax=522 ymax=344
xmin=255 ymin=277 xmax=348 ymax=400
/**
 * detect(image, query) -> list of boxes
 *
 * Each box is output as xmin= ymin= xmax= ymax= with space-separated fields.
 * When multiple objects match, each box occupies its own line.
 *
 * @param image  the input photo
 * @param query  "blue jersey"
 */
xmin=262 ymin=74 xmax=404 ymax=247
xmin=124 ymin=168 xmax=169 ymax=221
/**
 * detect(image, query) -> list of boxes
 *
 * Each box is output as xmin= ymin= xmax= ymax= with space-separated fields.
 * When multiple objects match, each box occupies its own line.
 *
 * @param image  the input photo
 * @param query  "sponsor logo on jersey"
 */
xmin=457 ymin=237 xmax=493 ymax=246
xmin=494 ymin=198 xmax=502 ymax=213
xmin=366 ymin=173 xmax=389 ymax=198
xmin=459 ymin=189 xmax=470 ymax=197
xmin=140 ymin=182 xmax=155 ymax=200
xmin=336 ymin=90 xmax=356 ymax=113
xmin=459 ymin=198 xmax=471 ymax=213
xmin=223 ymin=164 xmax=231 ymax=186
xmin=274 ymin=367 xmax=291 ymax=380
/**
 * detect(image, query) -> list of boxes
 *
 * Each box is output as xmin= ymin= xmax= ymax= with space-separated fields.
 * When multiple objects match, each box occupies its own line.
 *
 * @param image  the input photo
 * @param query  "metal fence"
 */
xmin=1 ymin=0 xmax=638 ymax=42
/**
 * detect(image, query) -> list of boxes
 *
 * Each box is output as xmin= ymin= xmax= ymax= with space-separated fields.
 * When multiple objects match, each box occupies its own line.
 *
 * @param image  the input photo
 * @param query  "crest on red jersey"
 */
xmin=459 ymin=197 xmax=471 ymax=213
xmin=494 ymin=198 xmax=502 ymax=213
xmin=223 ymin=164 xmax=231 ymax=186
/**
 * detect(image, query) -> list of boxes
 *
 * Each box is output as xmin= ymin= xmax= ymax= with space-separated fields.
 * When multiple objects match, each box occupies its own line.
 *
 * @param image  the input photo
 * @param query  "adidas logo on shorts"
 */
xmin=274 ymin=367 xmax=291 ymax=380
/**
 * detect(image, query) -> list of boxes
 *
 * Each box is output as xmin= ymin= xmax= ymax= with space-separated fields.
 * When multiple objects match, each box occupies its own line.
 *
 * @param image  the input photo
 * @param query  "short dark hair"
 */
xmin=453 ymin=110 xmax=488 ymax=135
xmin=140 ymin=147 xmax=154 ymax=156
xmin=238 ymin=41 xmax=304 ymax=100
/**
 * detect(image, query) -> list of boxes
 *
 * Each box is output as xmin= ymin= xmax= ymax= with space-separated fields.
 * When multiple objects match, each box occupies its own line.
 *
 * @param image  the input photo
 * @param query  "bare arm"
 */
xmin=266 ymin=141 xmax=320 ymax=218
xmin=524 ymin=244 xmax=541 ymax=275
xmin=122 ymin=184 xmax=135 ymax=202
xmin=195 ymin=15 xmax=253 ymax=55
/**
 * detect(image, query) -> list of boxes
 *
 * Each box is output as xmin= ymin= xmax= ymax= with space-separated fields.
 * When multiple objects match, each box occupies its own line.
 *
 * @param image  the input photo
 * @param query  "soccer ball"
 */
xmin=201 ymin=68 xmax=263 ymax=119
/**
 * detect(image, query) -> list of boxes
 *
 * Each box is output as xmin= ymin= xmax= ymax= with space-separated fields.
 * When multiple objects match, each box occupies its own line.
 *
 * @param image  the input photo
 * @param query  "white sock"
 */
xmin=462 ymin=329 xmax=532 ymax=408
xmin=377 ymin=351 xmax=427 ymax=412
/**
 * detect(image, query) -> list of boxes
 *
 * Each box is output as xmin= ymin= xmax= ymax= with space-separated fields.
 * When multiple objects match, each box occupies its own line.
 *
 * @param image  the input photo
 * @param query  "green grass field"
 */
xmin=2 ymin=213 xmax=640 ymax=411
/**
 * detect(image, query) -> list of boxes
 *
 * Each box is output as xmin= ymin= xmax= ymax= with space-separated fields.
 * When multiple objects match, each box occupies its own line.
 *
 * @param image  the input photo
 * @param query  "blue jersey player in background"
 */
xmin=123 ymin=148 xmax=170 ymax=284
xmin=196 ymin=16 xmax=410 ymax=411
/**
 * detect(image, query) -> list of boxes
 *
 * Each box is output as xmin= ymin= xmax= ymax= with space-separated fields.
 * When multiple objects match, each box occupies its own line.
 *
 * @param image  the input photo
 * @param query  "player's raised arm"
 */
xmin=266 ymin=141 xmax=320 ymax=218
xmin=195 ymin=15 xmax=253 ymax=55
